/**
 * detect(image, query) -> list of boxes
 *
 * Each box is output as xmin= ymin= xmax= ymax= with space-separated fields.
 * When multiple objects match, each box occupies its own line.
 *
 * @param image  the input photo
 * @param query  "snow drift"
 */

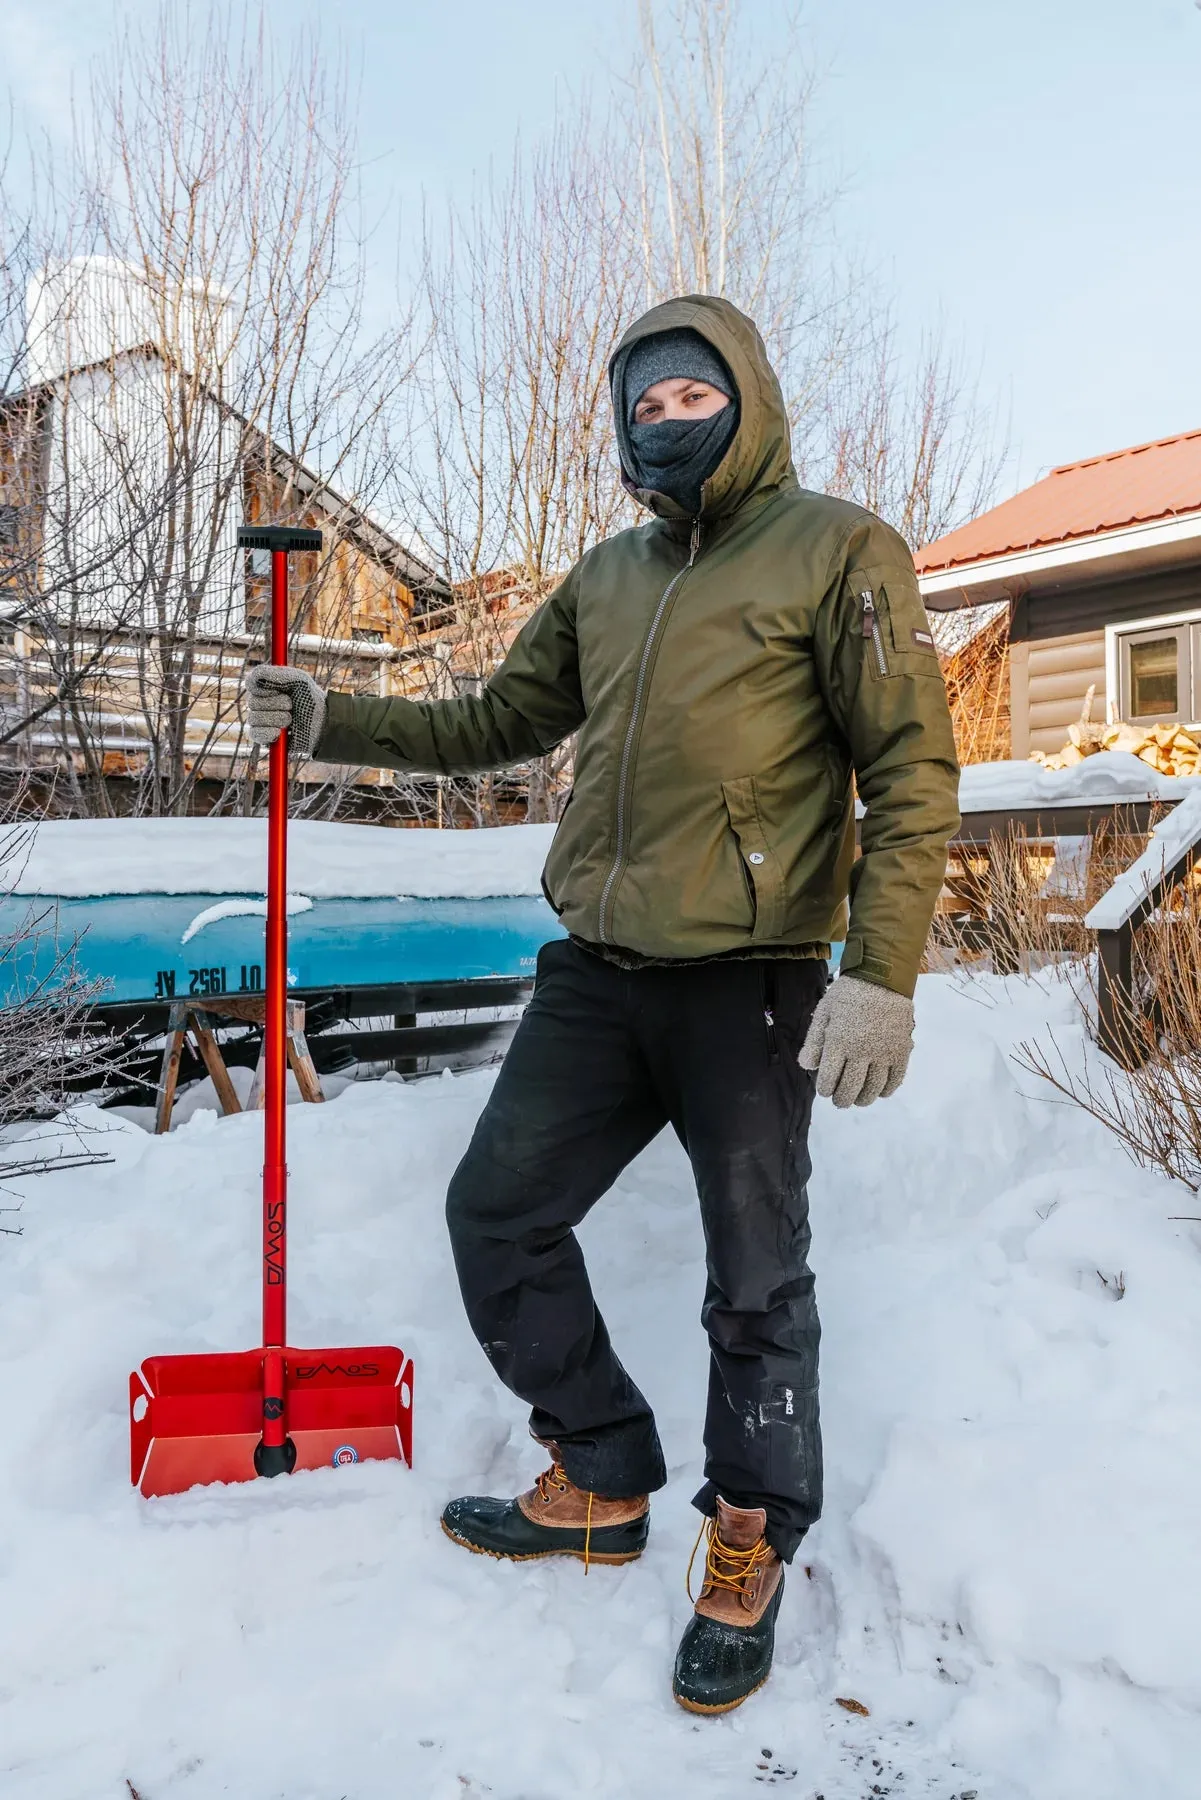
xmin=1 ymin=974 xmax=1199 ymax=1798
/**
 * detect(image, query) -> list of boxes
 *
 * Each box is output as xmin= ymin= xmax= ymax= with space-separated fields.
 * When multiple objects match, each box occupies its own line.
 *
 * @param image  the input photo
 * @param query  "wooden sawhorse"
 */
xmin=154 ymin=994 xmax=325 ymax=1133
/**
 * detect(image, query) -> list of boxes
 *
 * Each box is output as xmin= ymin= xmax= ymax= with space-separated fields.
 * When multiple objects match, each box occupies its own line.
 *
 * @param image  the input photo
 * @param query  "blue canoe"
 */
xmin=0 ymin=891 xmax=564 ymax=1011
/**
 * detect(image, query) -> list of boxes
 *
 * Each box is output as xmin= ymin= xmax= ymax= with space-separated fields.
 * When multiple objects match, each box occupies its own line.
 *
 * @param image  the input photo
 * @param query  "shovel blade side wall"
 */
xmin=130 ymin=1345 xmax=413 ymax=1498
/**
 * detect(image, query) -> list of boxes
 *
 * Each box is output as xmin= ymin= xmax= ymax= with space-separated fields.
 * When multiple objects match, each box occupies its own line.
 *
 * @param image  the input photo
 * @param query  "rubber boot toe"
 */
xmin=672 ymin=1576 xmax=784 ymax=1713
xmin=441 ymin=1492 xmax=649 ymax=1564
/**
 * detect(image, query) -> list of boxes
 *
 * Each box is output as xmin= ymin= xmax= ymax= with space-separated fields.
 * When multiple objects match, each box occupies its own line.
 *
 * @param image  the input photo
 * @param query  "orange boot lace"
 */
xmin=532 ymin=1459 xmax=571 ymax=1505
xmin=532 ymin=1458 xmax=598 ymax=1574
xmin=686 ymin=1514 xmax=773 ymax=1603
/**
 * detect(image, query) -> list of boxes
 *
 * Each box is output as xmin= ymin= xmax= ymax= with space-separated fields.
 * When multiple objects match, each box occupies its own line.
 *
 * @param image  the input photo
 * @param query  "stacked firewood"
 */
xmin=1029 ymin=685 xmax=1201 ymax=776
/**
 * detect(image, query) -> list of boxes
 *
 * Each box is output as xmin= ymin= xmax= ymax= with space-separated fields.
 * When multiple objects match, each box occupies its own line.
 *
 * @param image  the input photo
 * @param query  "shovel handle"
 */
xmin=236 ymin=523 xmax=322 ymax=1456
xmin=262 ymin=547 xmax=291 ymax=1365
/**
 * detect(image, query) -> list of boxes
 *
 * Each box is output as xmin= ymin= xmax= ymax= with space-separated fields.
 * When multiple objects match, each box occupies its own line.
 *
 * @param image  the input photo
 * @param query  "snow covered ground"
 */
xmin=3 ymin=973 xmax=1201 ymax=1799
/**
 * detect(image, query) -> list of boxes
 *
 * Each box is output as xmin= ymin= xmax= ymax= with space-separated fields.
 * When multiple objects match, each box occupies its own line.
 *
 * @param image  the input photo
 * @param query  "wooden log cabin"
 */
xmin=0 ymin=258 xmax=472 ymax=812
xmin=0 ymin=423 xmax=454 ymax=807
xmin=915 ymin=430 xmax=1201 ymax=758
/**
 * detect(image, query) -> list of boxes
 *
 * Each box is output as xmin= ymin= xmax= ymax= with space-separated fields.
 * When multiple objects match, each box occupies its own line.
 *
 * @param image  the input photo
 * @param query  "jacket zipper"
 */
xmin=597 ymin=517 xmax=703 ymax=943
xmin=861 ymin=589 xmax=888 ymax=677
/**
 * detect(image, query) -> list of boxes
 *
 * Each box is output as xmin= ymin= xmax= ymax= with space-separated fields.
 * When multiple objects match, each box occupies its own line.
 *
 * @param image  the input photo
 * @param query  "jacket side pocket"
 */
xmin=539 ymin=787 xmax=575 ymax=917
xmin=722 ymin=776 xmax=786 ymax=943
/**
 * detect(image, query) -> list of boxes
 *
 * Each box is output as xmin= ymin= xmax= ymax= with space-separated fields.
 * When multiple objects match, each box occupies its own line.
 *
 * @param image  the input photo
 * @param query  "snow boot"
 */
xmin=672 ymin=1498 xmax=784 ymax=1714
xmin=441 ymin=1453 xmax=649 ymax=1566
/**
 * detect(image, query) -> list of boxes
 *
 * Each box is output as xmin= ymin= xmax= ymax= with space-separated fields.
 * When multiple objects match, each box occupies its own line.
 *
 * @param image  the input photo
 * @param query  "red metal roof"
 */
xmin=914 ymin=428 xmax=1201 ymax=576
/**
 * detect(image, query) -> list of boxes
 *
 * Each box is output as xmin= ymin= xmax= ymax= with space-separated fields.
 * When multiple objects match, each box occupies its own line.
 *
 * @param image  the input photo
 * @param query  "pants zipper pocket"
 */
xmin=762 ymin=966 xmax=780 ymax=1064
xmin=861 ymin=589 xmax=888 ymax=677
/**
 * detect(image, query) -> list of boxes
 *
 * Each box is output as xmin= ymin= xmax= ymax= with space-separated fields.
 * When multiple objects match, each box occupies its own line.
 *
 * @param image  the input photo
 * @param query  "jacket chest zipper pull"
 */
xmin=860 ymin=589 xmax=888 ymax=677
xmin=689 ymin=519 xmax=702 ymax=564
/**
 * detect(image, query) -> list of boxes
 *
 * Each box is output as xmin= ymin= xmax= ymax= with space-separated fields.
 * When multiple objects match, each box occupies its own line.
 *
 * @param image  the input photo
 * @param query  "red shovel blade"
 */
xmin=130 ymin=1345 xmax=414 ymax=1498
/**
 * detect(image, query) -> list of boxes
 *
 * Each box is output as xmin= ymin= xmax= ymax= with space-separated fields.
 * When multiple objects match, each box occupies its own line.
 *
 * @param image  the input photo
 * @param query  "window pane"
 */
xmin=1129 ymin=636 xmax=1179 ymax=717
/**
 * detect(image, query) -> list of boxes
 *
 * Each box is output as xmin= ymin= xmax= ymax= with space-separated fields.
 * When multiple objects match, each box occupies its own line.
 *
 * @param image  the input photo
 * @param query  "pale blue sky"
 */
xmin=5 ymin=0 xmax=1199 ymax=492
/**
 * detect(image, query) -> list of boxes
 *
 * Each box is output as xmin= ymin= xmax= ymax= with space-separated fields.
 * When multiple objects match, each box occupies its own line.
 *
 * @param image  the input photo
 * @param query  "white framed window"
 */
xmin=1106 ymin=608 xmax=1201 ymax=727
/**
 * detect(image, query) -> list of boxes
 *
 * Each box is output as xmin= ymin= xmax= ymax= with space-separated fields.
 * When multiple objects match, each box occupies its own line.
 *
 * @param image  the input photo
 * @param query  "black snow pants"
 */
xmin=444 ymin=937 xmax=827 ymax=1562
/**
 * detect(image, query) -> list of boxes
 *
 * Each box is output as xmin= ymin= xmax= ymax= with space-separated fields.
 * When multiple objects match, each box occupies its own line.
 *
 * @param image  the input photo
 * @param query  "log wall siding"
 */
xmin=1012 ymin=563 xmax=1201 ymax=643
xmin=1004 ymin=558 xmax=1201 ymax=755
xmin=4 ymin=626 xmax=405 ymax=781
xmin=1009 ymin=629 xmax=1107 ymax=758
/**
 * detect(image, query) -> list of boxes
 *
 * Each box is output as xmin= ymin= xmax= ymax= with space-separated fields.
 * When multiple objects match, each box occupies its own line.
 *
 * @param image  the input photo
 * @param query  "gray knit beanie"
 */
xmin=622 ymin=327 xmax=734 ymax=424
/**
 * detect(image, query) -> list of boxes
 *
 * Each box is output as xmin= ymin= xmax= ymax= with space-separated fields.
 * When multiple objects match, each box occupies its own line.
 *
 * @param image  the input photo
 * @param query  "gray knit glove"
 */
xmin=243 ymin=664 xmax=327 ymax=757
xmin=797 ymin=975 xmax=915 ymax=1108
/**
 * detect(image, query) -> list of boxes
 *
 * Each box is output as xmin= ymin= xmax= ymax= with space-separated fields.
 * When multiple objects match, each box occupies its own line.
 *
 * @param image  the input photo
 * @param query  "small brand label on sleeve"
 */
xmin=911 ymin=628 xmax=935 ymax=648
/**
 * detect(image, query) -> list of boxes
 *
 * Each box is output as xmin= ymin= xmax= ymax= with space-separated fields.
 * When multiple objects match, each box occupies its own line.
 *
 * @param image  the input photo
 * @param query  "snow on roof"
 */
xmin=958 ymin=754 xmax=1199 ymax=813
xmin=6 ymin=760 xmax=1198 ymax=902
xmin=2 ymin=817 xmax=556 ymax=901
xmin=1084 ymin=788 xmax=1201 ymax=931
xmin=915 ymin=428 xmax=1201 ymax=576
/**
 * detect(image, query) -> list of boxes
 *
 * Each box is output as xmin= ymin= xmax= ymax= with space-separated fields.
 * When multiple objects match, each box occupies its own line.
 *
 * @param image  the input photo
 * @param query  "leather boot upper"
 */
xmin=693 ymin=1497 xmax=782 ymax=1627
xmin=516 ymin=1456 xmax=649 ymax=1531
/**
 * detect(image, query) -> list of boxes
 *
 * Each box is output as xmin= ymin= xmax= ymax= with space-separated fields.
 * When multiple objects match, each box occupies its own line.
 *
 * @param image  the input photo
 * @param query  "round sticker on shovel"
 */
xmin=332 ymin=1444 xmax=359 ymax=1467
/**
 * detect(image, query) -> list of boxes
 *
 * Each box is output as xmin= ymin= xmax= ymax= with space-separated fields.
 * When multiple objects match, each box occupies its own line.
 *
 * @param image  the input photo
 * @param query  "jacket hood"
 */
xmin=609 ymin=294 xmax=795 ymax=522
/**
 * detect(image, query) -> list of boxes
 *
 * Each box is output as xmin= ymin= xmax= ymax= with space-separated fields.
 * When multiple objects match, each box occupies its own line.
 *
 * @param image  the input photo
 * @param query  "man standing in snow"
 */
xmin=244 ymin=296 xmax=959 ymax=1713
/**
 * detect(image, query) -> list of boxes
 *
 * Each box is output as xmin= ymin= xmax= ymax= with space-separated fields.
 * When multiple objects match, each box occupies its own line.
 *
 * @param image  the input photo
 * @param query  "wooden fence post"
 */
xmin=1095 ymin=924 xmax=1140 ymax=1068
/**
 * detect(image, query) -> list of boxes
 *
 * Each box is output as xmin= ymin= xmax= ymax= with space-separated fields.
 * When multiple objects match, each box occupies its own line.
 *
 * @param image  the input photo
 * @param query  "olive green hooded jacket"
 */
xmin=316 ymin=296 xmax=960 ymax=996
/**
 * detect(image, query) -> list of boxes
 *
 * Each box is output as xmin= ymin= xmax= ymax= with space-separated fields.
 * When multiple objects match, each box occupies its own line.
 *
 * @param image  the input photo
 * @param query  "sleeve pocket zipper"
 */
xmin=860 ymin=589 xmax=889 ymax=677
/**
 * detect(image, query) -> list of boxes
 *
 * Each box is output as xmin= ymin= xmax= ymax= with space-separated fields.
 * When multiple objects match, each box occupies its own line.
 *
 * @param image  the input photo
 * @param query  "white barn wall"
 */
xmin=35 ymin=301 xmax=244 ymax=634
xmin=26 ymin=257 xmax=236 ymax=388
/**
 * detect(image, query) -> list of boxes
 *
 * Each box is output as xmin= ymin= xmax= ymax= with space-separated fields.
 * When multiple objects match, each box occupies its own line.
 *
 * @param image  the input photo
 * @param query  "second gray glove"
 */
xmin=797 ymin=975 xmax=915 ymax=1109
xmin=243 ymin=664 xmax=327 ymax=758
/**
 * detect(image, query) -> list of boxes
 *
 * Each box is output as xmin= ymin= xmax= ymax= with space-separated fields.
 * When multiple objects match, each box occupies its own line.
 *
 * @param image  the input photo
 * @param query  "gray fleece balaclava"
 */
xmin=621 ymin=326 xmax=739 ymax=514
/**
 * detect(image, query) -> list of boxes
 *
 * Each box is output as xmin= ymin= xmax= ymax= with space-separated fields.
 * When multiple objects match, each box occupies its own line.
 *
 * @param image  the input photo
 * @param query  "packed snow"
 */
xmin=1085 ymin=787 xmax=1201 ymax=930
xmin=3 ymin=973 xmax=1200 ymax=1798
xmin=179 ymin=893 xmax=314 ymax=945
xmin=3 ymin=817 xmax=557 ymax=899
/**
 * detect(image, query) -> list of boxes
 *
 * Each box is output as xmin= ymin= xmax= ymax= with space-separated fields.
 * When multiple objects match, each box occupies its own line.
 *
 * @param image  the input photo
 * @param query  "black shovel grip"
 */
xmin=237 ymin=525 xmax=323 ymax=553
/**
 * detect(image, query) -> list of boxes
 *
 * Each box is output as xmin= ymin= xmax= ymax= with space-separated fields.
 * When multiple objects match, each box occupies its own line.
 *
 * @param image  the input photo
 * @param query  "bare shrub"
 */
xmin=1015 ymin=884 xmax=1201 ymax=1190
xmin=626 ymin=0 xmax=1007 ymax=542
xmin=926 ymin=813 xmax=1153 ymax=978
xmin=3 ymin=7 xmax=415 ymax=821
xmin=395 ymin=0 xmax=1007 ymax=826
xmin=935 ymin=605 xmax=1010 ymax=766
xmin=0 ymin=813 xmax=126 ymax=1208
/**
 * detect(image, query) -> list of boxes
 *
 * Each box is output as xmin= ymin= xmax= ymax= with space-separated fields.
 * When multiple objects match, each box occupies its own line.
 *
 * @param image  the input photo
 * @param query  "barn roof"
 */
xmin=915 ymin=428 xmax=1201 ymax=576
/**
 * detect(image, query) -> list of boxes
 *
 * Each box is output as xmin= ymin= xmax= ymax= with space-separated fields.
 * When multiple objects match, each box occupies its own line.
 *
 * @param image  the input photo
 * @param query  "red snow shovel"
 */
xmin=129 ymin=525 xmax=414 ymax=1499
